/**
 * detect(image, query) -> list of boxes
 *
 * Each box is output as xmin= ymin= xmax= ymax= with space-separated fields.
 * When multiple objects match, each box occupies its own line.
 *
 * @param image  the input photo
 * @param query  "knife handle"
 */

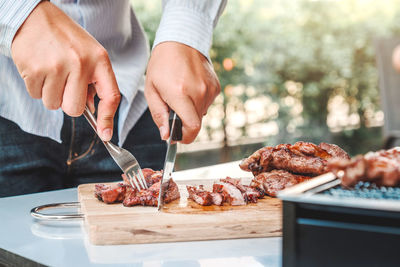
xmin=169 ymin=110 xmax=183 ymax=141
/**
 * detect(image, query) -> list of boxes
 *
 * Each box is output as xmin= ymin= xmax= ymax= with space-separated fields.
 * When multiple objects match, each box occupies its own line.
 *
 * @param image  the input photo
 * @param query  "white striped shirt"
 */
xmin=0 ymin=0 xmax=226 ymax=146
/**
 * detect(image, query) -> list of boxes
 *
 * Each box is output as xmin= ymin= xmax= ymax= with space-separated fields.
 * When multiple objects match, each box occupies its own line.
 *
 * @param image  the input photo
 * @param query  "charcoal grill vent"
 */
xmin=321 ymin=182 xmax=400 ymax=200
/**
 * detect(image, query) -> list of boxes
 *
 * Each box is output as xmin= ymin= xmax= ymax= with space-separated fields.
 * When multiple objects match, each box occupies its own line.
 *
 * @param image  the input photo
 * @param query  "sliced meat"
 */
xmin=123 ymin=178 xmax=180 ymax=207
xmin=145 ymin=169 xmax=163 ymax=187
xmin=249 ymin=179 xmax=266 ymax=197
xmin=187 ymin=177 xmax=260 ymax=206
xmin=187 ymin=185 xmax=214 ymax=206
xmin=213 ymin=182 xmax=246 ymax=206
xmin=220 ymin=177 xmax=263 ymax=203
xmin=243 ymin=186 xmax=262 ymax=203
xmin=121 ymin=168 xmax=162 ymax=188
xmin=95 ymin=183 xmax=127 ymax=204
xmin=251 ymin=170 xmax=311 ymax=197
xmin=163 ymin=178 xmax=180 ymax=203
xmin=96 ymin=168 xmax=180 ymax=207
xmin=210 ymin=192 xmax=223 ymax=206
xmin=123 ymin=182 xmax=159 ymax=207
xmin=220 ymin=177 xmax=247 ymax=192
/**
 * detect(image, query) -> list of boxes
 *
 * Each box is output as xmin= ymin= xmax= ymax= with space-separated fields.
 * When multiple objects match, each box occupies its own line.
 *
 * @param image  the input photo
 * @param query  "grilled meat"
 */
xmin=187 ymin=177 xmax=263 ymax=206
xmin=319 ymin=142 xmax=350 ymax=160
xmin=210 ymin=192 xmax=223 ymax=206
xmin=213 ymin=182 xmax=246 ymax=206
xmin=269 ymin=145 xmax=327 ymax=175
xmin=96 ymin=168 xmax=180 ymax=206
xmin=329 ymin=147 xmax=400 ymax=187
xmin=163 ymin=178 xmax=180 ymax=203
xmin=239 ymin=146 xmax=273 ymax=174
xmin=122 ymin=168 xmax=163 ymax=188
xmin=220 ymin=177 xmax=263 ymax=202
xmin=94 ymin=183 xmax=127 ymax=204
xmin=143 ymin=169 xmax=163 ymax=187
xmin=251 ymin=170 xmax=311 ymax=197
xmin=186 ymin=185 xmax=214 ymax=206
xmin=243 ymin=186 xmax=263 ymax=203
xmin=123 ymin=182 xmax=160 ymax=207
xmin=240 ymin=141 xmax=350 ymax=176
xmin=123 ymin=178 xmax=180 ymax=207
xmin=220 ymin=177 xmax=247 ymax=192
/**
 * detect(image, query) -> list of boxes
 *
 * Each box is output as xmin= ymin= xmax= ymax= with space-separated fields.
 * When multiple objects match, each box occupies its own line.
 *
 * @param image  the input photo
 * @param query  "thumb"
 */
xmin=92 ymin=60 xmax=121 ymax=141
xmin=144 ymin=82 xmax=169 ymax=140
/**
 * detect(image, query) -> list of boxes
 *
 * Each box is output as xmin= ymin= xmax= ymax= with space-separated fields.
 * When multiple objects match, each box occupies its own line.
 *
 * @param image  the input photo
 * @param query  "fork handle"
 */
xmin=83 ymin=105 xmax=120 ymax=156
xmin=83 ymin=105 xmax=98 ymax=134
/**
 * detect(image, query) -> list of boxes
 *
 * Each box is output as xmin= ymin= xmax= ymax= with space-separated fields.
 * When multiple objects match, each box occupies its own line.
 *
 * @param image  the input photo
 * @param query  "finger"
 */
xmin=92 ymin=58 xmax=120 ymax=141
xmin=144 ymin=81 xmax=170 ymax=140
xmin=87 ymin=83 xmax=96 ymax=114
xmin=200 ymin=86 xmax=211 ymax=116
xmin=23 ymin=73 xmax=45 ymax=99
xmin=168 ymin=95 xmax=201 ymax=144
xmin=204 ymin=83 xmax=221 ymax=116
xmin=42 ymin=72 xmax=68 ymax=110
xmin=187 ymin=85 xmax=206 ymax=118
xmin=62 ymin=71 xmax=88 ymax=117
xmin=188 ymin=84 xmax=214 ymax=118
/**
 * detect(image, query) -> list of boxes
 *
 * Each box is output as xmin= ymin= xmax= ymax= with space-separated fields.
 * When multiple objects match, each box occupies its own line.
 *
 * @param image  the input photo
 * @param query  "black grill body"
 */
xmin=281 ymin=183 xmax=400 ymax=267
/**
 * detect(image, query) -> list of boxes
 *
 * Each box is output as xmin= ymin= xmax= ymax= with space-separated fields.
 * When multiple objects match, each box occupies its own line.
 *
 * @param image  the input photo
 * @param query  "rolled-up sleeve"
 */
xmin=152 ymin=0 xmax=227 ymax=60
xmin=0 ymin=0 xmax=43 ymax=57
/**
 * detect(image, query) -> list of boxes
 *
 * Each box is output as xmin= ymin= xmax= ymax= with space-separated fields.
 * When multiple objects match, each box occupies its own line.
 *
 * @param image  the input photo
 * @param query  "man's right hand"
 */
xmin=11 ymin=1 xmax=120 ymax=141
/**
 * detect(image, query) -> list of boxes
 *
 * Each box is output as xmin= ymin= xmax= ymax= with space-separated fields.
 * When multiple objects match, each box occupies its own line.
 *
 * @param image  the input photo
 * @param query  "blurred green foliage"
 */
xmin=131 ymin=0 xmax=400 ymax=157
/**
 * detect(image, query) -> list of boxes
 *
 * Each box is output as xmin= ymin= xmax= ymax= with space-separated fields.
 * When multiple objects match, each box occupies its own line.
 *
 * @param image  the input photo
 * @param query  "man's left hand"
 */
xmin=144 ymin=42 xmax=221 ymax=144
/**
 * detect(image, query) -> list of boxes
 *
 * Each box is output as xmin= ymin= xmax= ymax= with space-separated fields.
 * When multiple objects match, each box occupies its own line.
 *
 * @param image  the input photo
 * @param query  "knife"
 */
xmin=157 ymin=110 xmax=183 ymax=211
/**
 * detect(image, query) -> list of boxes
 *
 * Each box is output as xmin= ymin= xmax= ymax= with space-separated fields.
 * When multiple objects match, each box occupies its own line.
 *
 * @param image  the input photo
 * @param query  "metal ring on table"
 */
xmin=30 ymin=202 xmax=84 ymax=220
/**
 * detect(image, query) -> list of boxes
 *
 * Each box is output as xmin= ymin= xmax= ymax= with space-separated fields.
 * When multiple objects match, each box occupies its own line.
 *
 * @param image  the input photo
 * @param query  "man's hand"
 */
xmin=145 ymin=42 xmax=221 ymax=144
xmin=11 ymin=1 xmax=120 ymax=141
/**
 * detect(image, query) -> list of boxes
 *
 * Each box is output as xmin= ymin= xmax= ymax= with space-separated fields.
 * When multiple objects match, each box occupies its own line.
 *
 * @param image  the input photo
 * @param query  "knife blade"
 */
xmin=157 ymin=110 xmax=182 ymax=211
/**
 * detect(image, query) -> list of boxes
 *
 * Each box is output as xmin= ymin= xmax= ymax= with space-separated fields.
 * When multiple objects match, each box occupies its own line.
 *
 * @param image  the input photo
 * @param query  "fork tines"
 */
xmin=126 ymin=168 xmax=148 ymax=191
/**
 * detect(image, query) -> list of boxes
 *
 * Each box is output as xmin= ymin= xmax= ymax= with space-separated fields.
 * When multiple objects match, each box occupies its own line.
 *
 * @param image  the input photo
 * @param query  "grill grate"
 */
xmin=320 ymin=182 xmax=400 ymax=200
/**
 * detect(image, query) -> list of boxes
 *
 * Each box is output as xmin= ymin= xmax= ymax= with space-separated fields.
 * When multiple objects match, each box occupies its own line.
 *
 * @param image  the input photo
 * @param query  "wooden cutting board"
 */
xmin=78 ymin=178 xmax=282 ymax=245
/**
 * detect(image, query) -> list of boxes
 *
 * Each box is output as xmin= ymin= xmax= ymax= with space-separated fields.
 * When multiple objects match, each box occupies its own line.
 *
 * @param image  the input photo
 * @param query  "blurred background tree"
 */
xmin=131 ymin=0 xmax=400 ymax=169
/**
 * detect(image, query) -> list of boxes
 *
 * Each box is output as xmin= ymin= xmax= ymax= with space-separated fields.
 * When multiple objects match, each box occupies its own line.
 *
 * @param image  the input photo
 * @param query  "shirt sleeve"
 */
xmin=152 ymin=0 xmax=227 ymax=60
xmin=0 ymin=0 xmax=43 ymax=57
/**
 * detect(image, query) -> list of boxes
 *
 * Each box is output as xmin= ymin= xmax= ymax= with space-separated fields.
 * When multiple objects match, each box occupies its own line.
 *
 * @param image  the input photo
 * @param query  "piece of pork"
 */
xmin=163 ymin=178 xmax=180 ymax=203
xmin=242 ymin=185 xmax=263 ymax=203
xmin=240 ymin=141 xmax=350 ymax=176
xmin=123 ymin=178 xmax=180 ymax=207
xmin=122 ymin=168 xmax=163 ymax=188
xmin=328 ymin=147 xmax=400 ymax=187
xmin=251 ymin=170 xmax=311 ymax=197
xmin=94 ymin=183 xmax=127 ymax=204
xmin=220 ymin=177 xmax=263 ymax=203
xmin=186 ymin=185 xmax=214 ymax=206
xmin=213 ymin=182 xmax=246 ymax=206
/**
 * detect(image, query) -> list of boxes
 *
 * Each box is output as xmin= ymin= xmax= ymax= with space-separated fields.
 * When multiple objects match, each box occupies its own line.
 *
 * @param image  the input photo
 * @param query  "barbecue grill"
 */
xmin=278 ymin=173 xmax=400 ymax=267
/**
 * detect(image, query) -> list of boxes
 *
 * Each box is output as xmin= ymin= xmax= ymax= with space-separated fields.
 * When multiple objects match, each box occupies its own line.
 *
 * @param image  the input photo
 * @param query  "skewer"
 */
xmin=278 ymin=171 xmax=344 ymax=197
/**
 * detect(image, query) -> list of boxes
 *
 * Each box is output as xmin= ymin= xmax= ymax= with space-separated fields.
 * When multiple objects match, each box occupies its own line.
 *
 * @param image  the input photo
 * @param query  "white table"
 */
xmin=0 ymin=161 xmax=282 ymax=267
